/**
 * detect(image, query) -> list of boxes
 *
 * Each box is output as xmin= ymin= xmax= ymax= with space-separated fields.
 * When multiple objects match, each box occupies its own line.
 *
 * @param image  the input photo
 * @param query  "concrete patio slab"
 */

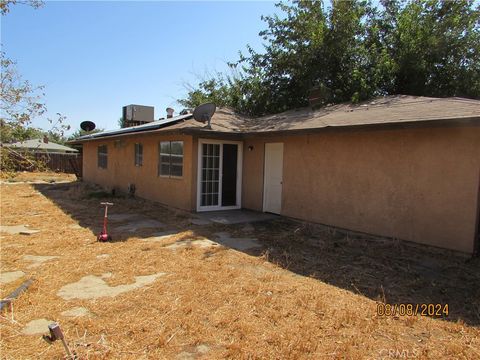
xmin=0 ymin=270 xmax=25 ymax=284
xmin=196 ymin=210 xmax=277 ymax=225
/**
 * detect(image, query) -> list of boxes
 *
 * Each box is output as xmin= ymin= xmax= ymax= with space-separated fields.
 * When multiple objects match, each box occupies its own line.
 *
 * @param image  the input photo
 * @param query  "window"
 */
xmin=98 ymin=145 xmax=108 ymax=169
xmin=134 ymin=143 xmax=143 ymax=166
xmin=159 ymin=141 xmax=183 ymax=177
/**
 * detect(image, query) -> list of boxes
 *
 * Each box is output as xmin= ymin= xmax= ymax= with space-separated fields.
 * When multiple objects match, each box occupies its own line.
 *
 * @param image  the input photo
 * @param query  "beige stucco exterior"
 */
xmin=81 ymin=124 xmax=479 ymax=254
xmin=82 ymin=133 xmax=196 ymax=211
xmin=242 ymin=125 xmax=480 ymax=254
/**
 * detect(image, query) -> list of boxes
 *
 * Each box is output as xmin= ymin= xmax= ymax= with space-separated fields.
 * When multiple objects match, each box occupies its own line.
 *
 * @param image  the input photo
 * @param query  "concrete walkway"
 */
xmin=194 ymin=210 xmax=277 ymax=225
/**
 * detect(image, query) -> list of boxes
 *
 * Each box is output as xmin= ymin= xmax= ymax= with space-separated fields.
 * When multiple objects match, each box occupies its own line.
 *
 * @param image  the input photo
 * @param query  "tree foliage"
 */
xmin=1 ymin=1 xmax=72 ymax=173
xmin=0 ymin=0 xmax=43 ymax=15
xmin=68 ymin=127 xmax=103 ymax=140
xmin=1 ymin=51 xmax=70 ymax=144
xmin=180 ymin=0 xmax=480 ymax=116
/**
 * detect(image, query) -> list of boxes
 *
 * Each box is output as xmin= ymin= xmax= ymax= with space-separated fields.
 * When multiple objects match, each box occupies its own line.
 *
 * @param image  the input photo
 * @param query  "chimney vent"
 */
xmin=308 ymin=86 xmax=330 ymax=109
xmin=166 ymin=108 xmax=174 ymax=118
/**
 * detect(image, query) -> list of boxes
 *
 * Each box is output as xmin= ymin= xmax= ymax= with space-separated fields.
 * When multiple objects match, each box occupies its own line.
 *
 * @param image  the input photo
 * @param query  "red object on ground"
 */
xmin=97 ymin=202 xmax=113 ymax=242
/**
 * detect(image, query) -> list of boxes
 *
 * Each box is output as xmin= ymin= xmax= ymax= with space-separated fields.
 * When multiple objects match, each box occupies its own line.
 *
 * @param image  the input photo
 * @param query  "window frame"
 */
xmin=97 ymin=145 xmax=108 ymax=169
xmin=158 ymin=140 xmax=184 ymax=178
xmin=134 ymin=143 xmax=143 ymax=167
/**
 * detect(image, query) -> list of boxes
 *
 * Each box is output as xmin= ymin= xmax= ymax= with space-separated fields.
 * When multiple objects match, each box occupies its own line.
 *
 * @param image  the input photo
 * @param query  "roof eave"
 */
xmin=68 ymin=114 xmax=480 ymax=144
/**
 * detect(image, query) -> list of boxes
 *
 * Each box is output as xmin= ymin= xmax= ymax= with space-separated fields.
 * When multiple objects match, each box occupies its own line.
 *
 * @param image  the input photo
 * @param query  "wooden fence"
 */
xmin=35 ymin=153 xmax=82 ymax=176
xmin=8 ymin=152 xmax=83 ymax=177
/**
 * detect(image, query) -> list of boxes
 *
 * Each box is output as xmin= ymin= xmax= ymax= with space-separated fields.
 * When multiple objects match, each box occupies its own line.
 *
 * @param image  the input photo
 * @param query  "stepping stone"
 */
xmin=114 ymin=219 xmax=165 ymax=233
xmin=213 ymin=232 xmax=232 ymax=240
xmin=57 ymin=273 xmax=166 ymax=300
xmin=213 ymin=232 xmax=261 ymax=251
xmin=61 ymin=307 xmax=91 ymax=318
xmin=190 ymin=218 xmax=211 ymax=226
xmin=108 ymin=213 xmax=153 ymax=222
xmin=0 ymin=270 xmax=25 ymax=284
xmin=0 ymin=225 xmax=40 ymax=235
xmin=142 ymin=231 xmax=178 ymax=242
xmin=23 ymin=255 xmax=58 ymax=268
xmin=242 ymin=224 xmax=255 ymax=233
xmin=177 ymin=344 xmax=210 ymax=360
xmin=22 ymin=319 xmax=52 ymax=335
xmin=165 ymin=238 xmax=218 ymax=250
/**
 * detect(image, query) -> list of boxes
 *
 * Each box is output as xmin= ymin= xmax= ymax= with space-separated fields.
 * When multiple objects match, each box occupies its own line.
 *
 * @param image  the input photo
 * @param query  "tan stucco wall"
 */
xmin=82 ymin=134 xmax=195 ymax=211
xmin=242 ymin=126 xmax=480 ymax=253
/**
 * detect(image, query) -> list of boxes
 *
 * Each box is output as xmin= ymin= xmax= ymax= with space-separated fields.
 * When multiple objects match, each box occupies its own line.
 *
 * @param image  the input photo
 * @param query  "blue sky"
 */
xmin=2 ymin=1 xmax=278 ymax=134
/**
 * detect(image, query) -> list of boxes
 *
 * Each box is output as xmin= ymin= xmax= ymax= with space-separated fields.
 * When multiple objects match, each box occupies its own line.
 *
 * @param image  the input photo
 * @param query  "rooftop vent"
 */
xmin=166 ymin=108 xmax=174 ymax=119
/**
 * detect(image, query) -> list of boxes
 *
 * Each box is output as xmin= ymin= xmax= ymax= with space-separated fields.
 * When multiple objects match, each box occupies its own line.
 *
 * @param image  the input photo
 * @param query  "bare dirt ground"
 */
xmin=1 ymin=173 xmax=479 ymax=359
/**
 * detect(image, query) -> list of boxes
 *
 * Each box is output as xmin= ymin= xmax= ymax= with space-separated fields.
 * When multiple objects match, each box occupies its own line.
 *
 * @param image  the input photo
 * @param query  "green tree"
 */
xmin=68 ymin=127 xmax=103 ymax=140
xmin=118 ymin=117 xmax=127 ymax=128
xmin=180 ymin=0 xmax=480 ymax=116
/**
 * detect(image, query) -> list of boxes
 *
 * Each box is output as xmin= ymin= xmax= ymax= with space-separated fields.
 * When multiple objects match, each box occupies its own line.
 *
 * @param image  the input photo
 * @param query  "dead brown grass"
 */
xmin=1 ymin=178 xmax=479 ymax=359
xmin=0 ymin=171 xmax=76 ymax=183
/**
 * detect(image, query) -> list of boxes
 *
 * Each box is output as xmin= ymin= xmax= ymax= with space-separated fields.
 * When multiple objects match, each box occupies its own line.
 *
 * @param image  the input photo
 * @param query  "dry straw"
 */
xmin=0 ymin=175 xmax=479 ymax=359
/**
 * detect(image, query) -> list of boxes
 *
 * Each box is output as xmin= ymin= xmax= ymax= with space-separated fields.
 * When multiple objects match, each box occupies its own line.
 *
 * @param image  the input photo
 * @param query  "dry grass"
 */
xmin=0 ymin=176 xmax=479 ymax=359
xmin=0 ymin=171 xmax=76 ymax=183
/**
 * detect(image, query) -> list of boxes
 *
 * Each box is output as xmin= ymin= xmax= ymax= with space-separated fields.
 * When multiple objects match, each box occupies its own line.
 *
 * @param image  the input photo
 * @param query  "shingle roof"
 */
xmin=70 ymin=95 xmax=480 ymax=142
xmin=4 ymin=139 xmax=79 ymax=153
xmin=243 ymin=95 xmax=480 ymax=132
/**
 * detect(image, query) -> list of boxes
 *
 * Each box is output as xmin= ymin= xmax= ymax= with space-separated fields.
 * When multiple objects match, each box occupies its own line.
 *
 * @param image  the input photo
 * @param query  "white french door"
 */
xmin=197 ymin=139 xmax=243 ymax=211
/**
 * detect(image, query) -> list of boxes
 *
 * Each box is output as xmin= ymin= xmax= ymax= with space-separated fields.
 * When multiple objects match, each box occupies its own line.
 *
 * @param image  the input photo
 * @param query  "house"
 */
xmin=5 ymin=138 xmax=79 ymax=153
xmin=3 ymin=138 xmax=81 ymax=174
xmin=70 ymin=95 xmax=480 ymax=255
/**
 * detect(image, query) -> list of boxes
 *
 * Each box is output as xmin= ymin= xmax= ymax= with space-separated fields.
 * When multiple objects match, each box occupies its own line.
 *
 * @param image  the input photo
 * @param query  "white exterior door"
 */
xmin=263 ymin=143 xmax=284 ymax=214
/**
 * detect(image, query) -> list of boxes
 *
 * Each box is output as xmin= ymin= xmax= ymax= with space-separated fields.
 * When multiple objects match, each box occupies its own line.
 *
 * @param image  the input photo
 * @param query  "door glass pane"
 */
xmin=200 ymin=143 xmax=220 ymax=207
